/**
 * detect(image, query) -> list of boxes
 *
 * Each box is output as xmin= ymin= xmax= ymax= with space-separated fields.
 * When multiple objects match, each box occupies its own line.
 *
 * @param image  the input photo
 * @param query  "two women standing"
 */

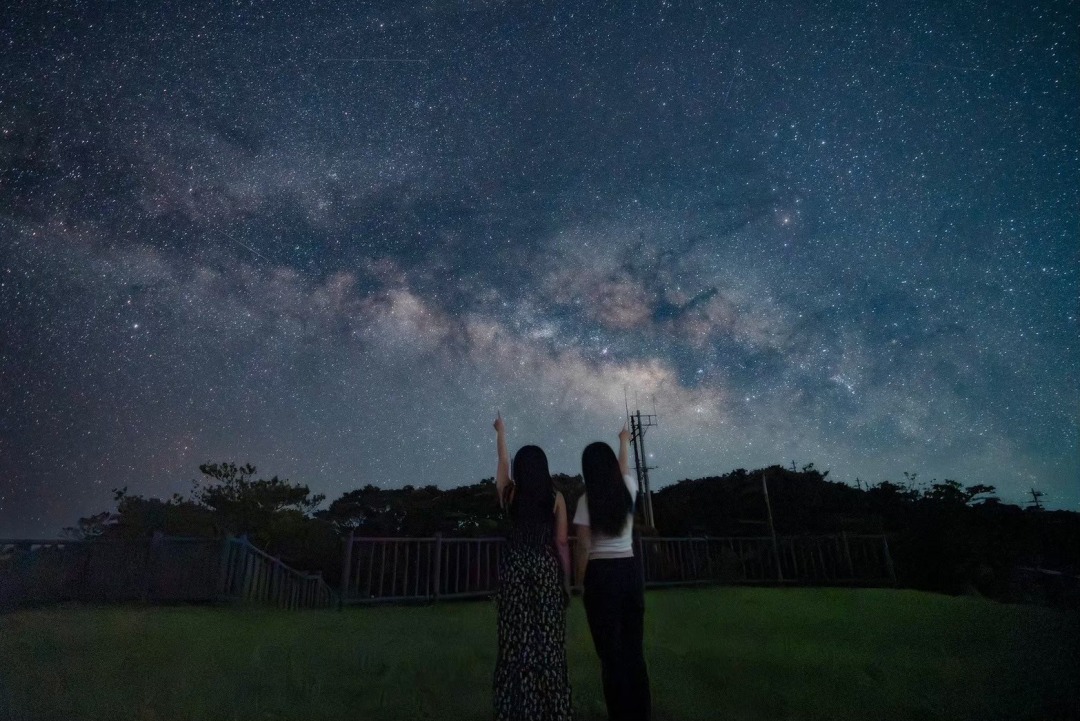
xmin=492 ymin=414 xmax=651 ymax=721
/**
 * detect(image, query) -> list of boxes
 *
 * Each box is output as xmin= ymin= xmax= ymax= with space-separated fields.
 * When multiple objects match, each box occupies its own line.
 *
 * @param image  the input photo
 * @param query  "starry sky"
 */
xmin=1 ymin=0 xmax=1077 ymax=537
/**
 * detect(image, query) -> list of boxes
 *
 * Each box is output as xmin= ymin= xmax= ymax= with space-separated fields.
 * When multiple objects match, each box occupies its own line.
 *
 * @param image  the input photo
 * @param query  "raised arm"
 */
xmin=494 ymin=412 xmax=511 ymax=505
xmin=618 ymin=424 xmax=631 ymax=477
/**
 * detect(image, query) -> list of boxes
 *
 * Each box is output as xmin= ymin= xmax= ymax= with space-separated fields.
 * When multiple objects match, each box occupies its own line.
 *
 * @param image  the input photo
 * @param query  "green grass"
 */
xmin=0 ymin=587 xmax=1076 ymax=720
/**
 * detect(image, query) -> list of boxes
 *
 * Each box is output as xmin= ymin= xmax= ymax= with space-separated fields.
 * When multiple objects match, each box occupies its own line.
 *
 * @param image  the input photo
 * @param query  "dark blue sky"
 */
xmin=1 ymin=0 xmax=1076 ymax=536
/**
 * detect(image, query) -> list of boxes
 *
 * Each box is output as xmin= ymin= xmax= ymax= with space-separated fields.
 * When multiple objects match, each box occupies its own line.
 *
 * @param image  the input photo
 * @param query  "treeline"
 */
xmin=66 ymin=463 xmax=586 ymax=585
xmin=67 ymin=462 xmax=1079 ymax=604
xmin=654 ymin=465 xmax=1080 ymax=604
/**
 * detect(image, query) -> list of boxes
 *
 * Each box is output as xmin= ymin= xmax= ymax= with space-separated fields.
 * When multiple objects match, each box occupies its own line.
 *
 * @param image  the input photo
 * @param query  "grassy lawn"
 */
xmin=0 ymin=587 xmax=1076 ymax=721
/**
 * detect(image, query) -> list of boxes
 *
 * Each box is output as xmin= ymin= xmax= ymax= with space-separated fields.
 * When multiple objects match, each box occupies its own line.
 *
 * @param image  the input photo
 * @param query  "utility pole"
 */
xmin=1027 ymin=487 xmax=1044 ymax=511
xmin=628 ymin=409 xmax=658 ymax=530
xmin=762 ymin=470 xmax=784 ymax=582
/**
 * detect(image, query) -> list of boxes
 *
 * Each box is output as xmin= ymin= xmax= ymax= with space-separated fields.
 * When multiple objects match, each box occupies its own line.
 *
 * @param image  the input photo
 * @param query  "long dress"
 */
xmin=493 ymin=514 xmax=573 ymax=721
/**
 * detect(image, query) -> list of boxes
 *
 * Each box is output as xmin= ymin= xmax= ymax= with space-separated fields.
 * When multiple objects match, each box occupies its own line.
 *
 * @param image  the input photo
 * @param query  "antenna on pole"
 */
xmin=628 ymin=404 xmax=659 ymax=530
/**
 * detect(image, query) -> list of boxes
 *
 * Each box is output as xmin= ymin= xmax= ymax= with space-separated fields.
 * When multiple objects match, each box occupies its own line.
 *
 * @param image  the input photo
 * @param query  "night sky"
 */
xmin=1 ymin=1 xmax=1077 ymax=537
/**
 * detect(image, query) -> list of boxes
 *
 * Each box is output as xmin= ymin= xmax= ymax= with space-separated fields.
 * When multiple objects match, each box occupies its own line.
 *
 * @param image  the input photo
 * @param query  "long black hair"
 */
xmin=508 ymin=445 xmax=554 ymax=527
xmin=581 ymin=441 xmax=632 ymax=536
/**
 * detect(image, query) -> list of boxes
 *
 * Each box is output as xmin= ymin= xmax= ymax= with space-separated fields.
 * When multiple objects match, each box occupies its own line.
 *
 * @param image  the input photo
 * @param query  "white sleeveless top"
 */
xmin=572 ymin=473 xmax=638 ymax=559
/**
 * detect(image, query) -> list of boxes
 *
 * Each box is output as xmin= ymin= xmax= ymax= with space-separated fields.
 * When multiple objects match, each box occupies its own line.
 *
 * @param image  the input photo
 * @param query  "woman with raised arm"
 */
xmin=574 ymin=425 xmax=651 ymax=721
xmin=492 ymin=412 xmax=573 ymax=721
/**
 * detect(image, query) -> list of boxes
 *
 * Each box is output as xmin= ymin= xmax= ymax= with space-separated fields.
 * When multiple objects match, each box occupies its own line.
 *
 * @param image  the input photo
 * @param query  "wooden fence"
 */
xmin=218 ymin=536 xmax=337 ymax=609
xmin=340 ymin=532 xmax=896 ymax=604
xmin=0 ymin=536 xmax=336 ymax=610
xmin=3 ymin=533 xmax=895 ymax=609
xmin=639 ymin=534 xmax=896 ymax=586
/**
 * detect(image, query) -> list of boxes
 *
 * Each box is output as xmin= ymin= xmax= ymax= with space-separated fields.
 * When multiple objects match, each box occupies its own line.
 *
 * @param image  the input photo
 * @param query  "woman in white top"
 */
xmin=573 ymin=426 xmax=651 ymax=721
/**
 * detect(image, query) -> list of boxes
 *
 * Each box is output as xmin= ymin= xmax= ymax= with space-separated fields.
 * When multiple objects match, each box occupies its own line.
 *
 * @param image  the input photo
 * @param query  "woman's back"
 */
xmin=491 ymin=420 xmax=572 ymax=721
xmin=505 ymin=498 xmax=555 ymax=548
xmin=574 ymin=431 xmax=652 ymax=721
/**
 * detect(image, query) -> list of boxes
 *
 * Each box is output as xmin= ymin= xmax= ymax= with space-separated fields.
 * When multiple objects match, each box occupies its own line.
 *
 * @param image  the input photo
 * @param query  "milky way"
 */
xmin=1 ymin=1 xmax=1077 ymax=535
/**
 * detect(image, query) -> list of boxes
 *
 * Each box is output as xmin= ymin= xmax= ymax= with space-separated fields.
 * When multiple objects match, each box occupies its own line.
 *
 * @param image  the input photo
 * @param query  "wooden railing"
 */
xmin=0 ymin=536 xmax=336 ymax=610
xmin=218 ymin=537 xmax=337 ymax=609
xmin=637 ymin=534 xmax=896 ymax=586
xmin=0 ymin=536 xmax=222 ymax=606
xmin=339 ymin=536 xmax=505 ymax=603
xmin=339 ymin=533 xmax=896 ymax=604
xmin=3 ymin=533 xmax=896 ymax=610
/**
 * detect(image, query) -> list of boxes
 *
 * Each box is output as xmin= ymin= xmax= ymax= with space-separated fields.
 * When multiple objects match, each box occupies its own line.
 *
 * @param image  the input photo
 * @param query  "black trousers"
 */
xmin=583 ymin=556 xmax=651 ymax=721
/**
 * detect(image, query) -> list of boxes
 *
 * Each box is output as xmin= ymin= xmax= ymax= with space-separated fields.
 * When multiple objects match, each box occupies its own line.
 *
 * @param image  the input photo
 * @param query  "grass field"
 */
xmin=0 ymin=587 xmax=1076 ymax=721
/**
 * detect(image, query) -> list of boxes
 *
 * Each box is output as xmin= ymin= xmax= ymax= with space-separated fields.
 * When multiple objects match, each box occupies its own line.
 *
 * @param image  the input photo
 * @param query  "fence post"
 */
xmin=840 ymin=532 xmax=854 ymax=578
xmin=216 ymin=536 xmax=233 ymax=599
xmin=240 ymin=536 xmax=255 ymax=602
xmin=431 ymin=533 xmax=443 ymax=601
xmin=881 ymin=535 xmax=897 ymax=584
xmin=142 ymin=531 xmax=164 ymax=603
xmin=704 ymin=539 xmax=714 ymax=580
xmin=75 ymin=540 xmax=94 ymax=602
xmin=340 ymin=530 xmax=354 ymax=609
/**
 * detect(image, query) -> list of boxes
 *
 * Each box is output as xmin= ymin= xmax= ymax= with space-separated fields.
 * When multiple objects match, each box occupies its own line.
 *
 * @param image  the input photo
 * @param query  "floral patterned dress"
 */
xmin=493 ymin=514 xmax=573 ymax=720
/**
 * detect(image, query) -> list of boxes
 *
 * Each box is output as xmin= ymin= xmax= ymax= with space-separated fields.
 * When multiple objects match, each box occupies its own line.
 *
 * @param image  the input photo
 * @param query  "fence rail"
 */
xmin=219 ymin=537 xmax=337 ymax=609
xmin=1 ymin=536 xmax=336 ymax=610
xmin=340 ymin=533 xmax=896 ymax=604
xmin=4 ymin=532 xmax=895 ymax=610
